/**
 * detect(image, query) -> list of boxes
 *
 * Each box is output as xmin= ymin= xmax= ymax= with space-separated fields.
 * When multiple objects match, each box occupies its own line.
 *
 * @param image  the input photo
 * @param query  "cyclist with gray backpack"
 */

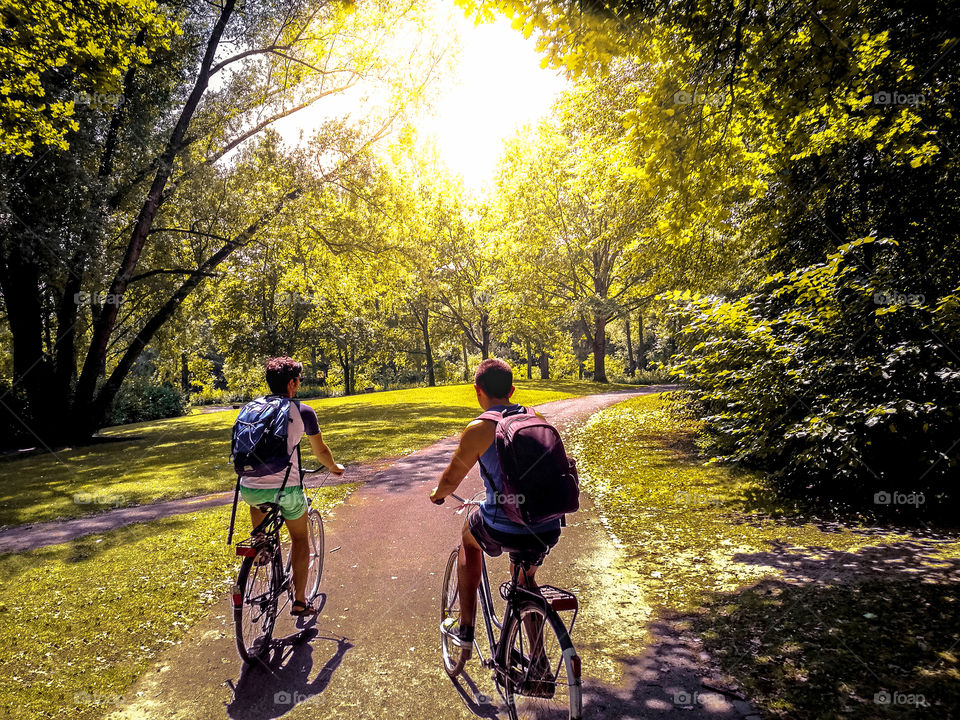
xmin=229 ymin=356 xmax=344 ymax=617
xmin=430 ymin=358 xmax=580 ymax=656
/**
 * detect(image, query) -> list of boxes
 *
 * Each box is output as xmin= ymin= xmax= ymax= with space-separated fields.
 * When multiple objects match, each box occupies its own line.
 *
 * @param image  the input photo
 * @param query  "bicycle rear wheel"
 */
xmin=440 ymin=547 xmax=468 ymax=677
xmin=234 ymin=550 xmax=278 ymax=663
xmin=500 ymin=598 xmax=582 ymax=720
xmin=285 ymin=508 xmax=324 ymax=602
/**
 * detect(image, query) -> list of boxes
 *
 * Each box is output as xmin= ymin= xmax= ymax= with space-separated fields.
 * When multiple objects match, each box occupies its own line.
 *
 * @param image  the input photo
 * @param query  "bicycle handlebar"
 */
xmin=435 ymin=492 xmax=484 ymax=508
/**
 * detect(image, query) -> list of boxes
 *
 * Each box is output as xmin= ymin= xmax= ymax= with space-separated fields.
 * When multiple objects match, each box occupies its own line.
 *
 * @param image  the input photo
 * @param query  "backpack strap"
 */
xmin=476 ymin=409 xmax=503 ymax=423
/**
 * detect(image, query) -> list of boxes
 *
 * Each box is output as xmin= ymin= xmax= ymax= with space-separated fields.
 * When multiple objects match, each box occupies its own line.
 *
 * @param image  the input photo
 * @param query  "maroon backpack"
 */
xmin=477 ymin=405 xmax=580 ymax=525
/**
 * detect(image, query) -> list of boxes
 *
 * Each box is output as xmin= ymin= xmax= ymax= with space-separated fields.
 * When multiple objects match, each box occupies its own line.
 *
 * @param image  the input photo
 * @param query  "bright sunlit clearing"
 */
xmin=419 ymin=5 xmax=568 ymax=195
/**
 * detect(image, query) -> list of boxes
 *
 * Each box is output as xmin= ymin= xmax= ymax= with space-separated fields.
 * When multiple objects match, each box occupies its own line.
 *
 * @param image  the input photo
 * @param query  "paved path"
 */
xmin=94 ymin=385 xmax=760 ymax=720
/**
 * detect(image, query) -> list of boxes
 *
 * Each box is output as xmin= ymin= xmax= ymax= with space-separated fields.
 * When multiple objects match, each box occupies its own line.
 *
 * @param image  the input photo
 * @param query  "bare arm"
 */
xmin=306 ymin=431 xmax=344 ymax=475
xmin=430 ymin=420 xmax=492 ymax=503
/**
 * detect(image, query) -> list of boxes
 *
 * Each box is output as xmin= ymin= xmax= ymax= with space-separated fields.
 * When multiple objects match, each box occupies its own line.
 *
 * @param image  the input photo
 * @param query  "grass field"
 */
xmin=571 ymin=393 xmax=960 ymax=719
xmin=0 ymin=484 xmax=355 ymax=720
xmin=0 ymin=379 xmax=616 ymax=528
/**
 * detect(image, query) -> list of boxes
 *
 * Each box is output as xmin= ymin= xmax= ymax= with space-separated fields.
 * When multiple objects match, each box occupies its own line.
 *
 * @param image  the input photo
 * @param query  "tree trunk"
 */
xmin=421 ymin=308 xmax=435 ymax=387
xmin=462 ymin=335 xmax=469 ymax=381
xmin=624 ymin=315 xmax=636 ymax=376
xmin=0 ymin=244 xmax=64 ymax=442
xmin=181 ymin=351 xmax=190 ymax=393
xmin=348 ymin=347 xmax=356 ymax=395
xmin=480 ymin=313 xmax=490 ymax=360
xmin=592 ymin=316 xmax=608 ymax=383
xmin=525 ymin=339 xmax=533 ymax=379
xmin=636 ymin=311 xmax=647 ymax=369
xmin=539 ymin=352 xmax=550 ymax=380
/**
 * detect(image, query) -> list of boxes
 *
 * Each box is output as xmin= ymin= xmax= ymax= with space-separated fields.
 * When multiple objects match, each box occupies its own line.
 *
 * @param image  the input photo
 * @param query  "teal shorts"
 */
xmin=240 ymin=484 xmax=307 ymax=520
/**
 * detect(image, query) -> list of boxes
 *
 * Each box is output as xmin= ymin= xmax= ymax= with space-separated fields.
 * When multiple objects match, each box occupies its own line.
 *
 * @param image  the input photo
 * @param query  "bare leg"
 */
xmin=458 ymin=522 xmax=484 ymax=629
xmin=249 ymin=505 xmax=267 ymax=534
xmin=514 ymin=563 xmax=547 ymax=665
xmin=284 ymin=511 xmax=310 ymax=604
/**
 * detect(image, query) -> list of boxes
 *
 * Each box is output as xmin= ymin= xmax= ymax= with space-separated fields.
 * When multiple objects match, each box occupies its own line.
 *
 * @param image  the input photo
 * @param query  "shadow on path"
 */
xmin=227 ymin=631 xmax=353 ymax=720
xmin=577 ymin=538 xmax=960 ymax=720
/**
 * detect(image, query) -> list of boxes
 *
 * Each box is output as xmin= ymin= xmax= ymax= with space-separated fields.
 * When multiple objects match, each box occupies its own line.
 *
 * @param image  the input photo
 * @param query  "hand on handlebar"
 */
xmin=330 ymin=463 xmax=345 ymax=476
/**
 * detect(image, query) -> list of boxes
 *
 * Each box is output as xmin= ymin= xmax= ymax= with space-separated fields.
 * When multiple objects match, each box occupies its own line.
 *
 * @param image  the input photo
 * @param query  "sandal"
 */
xmin=290 ymin=600 xmax=319 ymax=617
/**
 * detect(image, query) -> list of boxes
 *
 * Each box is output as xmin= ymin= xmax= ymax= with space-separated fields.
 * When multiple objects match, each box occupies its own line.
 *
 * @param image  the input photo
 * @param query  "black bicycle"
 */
xmin=232 ymin=465 xmax=325 ymax=663
xmin=439 ymin=494 xmax=582 ymax=720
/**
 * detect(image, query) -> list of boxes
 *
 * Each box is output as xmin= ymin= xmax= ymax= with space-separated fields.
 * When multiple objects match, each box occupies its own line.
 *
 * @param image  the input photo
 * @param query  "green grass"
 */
xmin=571 ymin=393 xmax=960 ymax=719
xmin=0 ymin=484 xmax=355 ymax=720
xmin=0 ymin=379 xmax=617 ymax=528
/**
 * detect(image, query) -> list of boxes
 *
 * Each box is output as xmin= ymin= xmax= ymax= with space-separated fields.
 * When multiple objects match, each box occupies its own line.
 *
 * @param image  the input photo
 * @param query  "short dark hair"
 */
xmin=474 ymin=358 xmax=513 ymax=398
xmin=265 ymin=356 xmax=302 ymax=395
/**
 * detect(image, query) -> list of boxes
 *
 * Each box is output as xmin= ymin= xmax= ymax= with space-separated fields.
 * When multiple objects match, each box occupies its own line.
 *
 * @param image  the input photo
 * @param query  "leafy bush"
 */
xmin=611 ymin=367 xmax=677 ymax=385
xmin=106 ymin=381 xmax=188 ymax=426
xmin=666 ymin=238 xmax=960 ymax=520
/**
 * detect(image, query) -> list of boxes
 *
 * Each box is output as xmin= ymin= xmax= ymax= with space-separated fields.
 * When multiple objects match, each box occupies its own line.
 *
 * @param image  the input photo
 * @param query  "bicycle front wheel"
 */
xmin=305 ymin=509 xmax=324 ymax=600
xmin=440 ymin=547 xmax=468 ymax=677
xmin=286 ymin=509 xmax=324 ymax=602
xmin=234 ymin=550 xmax=278 ymax=663
xmin=500 ymin=599 xmax=582 ymax=720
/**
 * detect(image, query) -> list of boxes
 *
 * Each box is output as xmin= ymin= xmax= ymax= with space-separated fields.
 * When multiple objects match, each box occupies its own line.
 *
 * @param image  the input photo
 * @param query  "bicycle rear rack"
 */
xmin=235 ymin=534 xmax=271 ymax=557
xmin=499 ymin=582 xmax=579 ymax=631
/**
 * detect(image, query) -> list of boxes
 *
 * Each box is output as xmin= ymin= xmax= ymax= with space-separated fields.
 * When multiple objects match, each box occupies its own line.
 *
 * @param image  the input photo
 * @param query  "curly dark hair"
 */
xmin=474 ymin=358 xmax=513 ymax=398
xmin=265 ymin=356 xmax=302 ymax=395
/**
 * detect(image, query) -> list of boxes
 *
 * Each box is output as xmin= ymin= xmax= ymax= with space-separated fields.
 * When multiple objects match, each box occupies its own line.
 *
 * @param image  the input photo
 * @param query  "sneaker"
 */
xmin=441 ymin=617 xmax=474 ymax=659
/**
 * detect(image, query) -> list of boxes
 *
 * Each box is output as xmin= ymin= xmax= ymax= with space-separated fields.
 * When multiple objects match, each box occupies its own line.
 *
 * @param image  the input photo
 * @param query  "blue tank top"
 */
xmin=477 ymin=404 xmax=563 ymax=535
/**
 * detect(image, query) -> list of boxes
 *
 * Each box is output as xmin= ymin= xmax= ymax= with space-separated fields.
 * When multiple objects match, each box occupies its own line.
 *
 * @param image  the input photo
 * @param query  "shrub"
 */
xmin=666 ymin=238 xmax=960 ymax=520
xmin=106 ymin=381 xmax=188 ymax=425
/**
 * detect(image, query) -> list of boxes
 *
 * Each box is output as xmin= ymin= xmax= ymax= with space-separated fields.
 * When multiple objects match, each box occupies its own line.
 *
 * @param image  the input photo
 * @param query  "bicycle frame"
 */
xmin=472 ymin=557 xmax=555 ymax=675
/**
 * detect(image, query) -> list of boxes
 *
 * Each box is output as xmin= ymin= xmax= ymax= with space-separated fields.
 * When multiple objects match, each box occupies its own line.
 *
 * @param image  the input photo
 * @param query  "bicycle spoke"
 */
xmin=502 ymin=601 xmax=581 ymax=719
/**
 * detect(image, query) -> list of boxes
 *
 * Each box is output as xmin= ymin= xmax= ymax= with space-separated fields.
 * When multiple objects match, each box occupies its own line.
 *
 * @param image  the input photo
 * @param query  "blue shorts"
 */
xmin=468 ymin=509 xmax=560 ymax=566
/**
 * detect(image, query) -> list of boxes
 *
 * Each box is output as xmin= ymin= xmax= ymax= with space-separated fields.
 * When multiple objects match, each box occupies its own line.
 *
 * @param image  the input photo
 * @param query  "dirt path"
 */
xmin=94 ymin=385 xmax=760 ymax=720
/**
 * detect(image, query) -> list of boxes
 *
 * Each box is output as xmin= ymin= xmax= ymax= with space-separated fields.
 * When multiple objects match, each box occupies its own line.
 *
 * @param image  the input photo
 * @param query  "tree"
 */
xmin=0 ymin=0 xmax=443 ymax=443
xmin=495 ymin=69 xmax=666 ymax=382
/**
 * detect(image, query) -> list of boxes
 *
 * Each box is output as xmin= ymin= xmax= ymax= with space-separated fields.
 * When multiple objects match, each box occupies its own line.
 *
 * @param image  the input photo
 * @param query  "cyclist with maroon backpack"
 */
xmin=430 ymin=358 xmax=580 ymax=655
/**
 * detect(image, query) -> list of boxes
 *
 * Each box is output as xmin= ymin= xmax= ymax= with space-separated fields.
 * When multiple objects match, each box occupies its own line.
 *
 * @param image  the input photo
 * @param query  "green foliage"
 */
xmin=0 ymin=0 xmax=178 ymax=155
xmin=0 ymin=485 xmax=354 ymax=720
xmin=105 ymin=381 xmax=187 ymax=426
xmin=666 ymin=238 xmax=960 ymax=518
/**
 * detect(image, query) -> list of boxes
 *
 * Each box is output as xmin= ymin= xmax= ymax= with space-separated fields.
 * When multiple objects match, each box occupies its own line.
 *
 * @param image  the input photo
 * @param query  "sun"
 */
xmin=417 ymin=5 xmax=568 ymax=195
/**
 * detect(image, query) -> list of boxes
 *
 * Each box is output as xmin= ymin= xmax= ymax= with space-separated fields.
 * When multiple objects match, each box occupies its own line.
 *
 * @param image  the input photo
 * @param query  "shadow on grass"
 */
xmin=581 ymin=539 xmax=960 ymax=720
